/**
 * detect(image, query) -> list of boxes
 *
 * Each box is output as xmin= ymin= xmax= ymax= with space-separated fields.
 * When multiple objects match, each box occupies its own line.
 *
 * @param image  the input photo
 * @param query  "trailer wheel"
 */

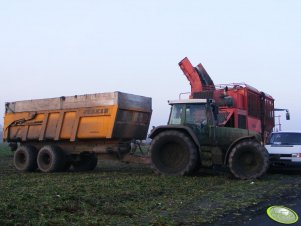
xmin=229 ymin=140 xmax=269 ymax=179
xmin=14 ymin=145 xmax=38 ymax=172
xmin=150 ymin=130 xmax=199 ymax=176
xmin=37 ymin=145 xmax=65 ymax=173
xmin=72 ymin=153 xmax=98 ymax=171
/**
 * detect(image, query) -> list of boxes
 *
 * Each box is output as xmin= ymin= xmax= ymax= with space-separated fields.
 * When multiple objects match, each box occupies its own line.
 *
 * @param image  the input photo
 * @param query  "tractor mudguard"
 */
xmin=149 ymin=125 xmax=200 ymax=148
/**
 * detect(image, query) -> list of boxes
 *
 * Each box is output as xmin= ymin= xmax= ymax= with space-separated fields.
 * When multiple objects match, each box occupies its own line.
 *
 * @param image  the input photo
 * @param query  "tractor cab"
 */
xmin=167 ymin=99 xmax=217 ymax=128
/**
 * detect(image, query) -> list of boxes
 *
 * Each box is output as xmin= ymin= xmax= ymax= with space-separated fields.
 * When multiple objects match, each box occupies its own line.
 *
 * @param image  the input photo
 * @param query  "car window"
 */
xmin=269 ymin=133 xmax=301 ymax=145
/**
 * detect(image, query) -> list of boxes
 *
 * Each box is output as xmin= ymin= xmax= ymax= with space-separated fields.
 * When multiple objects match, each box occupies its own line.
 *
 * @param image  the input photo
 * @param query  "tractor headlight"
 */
xmin=292 ymin=153 xmax=301 ymax=158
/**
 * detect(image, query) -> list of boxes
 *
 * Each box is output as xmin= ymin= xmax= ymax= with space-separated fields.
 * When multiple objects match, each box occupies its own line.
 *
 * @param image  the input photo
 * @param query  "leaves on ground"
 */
xmin=0 ymin=147 xmax=301 ymax=225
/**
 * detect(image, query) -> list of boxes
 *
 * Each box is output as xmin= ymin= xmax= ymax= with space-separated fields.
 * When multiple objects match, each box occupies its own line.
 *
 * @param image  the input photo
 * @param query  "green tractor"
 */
xmin=149 ymin=99 xmax=269 ymax=179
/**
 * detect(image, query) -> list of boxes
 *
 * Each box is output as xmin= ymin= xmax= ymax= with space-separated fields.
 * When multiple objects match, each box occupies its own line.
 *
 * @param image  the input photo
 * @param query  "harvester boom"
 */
xmin=178 ymin=57 xmax=215 ymax=98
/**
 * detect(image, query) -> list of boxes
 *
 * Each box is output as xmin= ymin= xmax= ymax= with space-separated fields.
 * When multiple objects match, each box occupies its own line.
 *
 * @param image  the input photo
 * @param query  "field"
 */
xmin=1 ymin=143 xmax=301 ymax=225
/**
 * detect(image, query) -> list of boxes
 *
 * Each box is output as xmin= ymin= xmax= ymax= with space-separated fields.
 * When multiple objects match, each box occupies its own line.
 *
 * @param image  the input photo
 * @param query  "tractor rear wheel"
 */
xmin=37 ymin=145 xmax=66 ymax=173
xmin=14 ymin=145 xmax=38 ymax=172
xmin=150 ymin=130 xmax=199 ymax=176
xmin=229 ymin=140 xmax=269 ymax=179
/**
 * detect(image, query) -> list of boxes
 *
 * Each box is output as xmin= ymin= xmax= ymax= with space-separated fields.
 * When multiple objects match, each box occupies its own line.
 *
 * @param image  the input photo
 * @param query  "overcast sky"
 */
xmin=0 ymin=0 xmax=300 ymax=131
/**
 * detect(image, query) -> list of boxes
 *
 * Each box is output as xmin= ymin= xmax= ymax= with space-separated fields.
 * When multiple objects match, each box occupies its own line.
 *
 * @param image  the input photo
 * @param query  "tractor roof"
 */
xmin=168 ymin=99 xmax=210 ymax=105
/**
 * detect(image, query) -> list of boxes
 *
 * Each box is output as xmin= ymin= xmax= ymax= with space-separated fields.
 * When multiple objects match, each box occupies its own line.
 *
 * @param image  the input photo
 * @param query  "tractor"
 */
xmin=149 ymin=57 xmax=274 ymax=179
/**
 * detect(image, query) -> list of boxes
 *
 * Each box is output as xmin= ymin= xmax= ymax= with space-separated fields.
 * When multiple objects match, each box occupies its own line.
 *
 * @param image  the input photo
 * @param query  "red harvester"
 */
xmin=179 ymin=57 xmax=275 ymax=142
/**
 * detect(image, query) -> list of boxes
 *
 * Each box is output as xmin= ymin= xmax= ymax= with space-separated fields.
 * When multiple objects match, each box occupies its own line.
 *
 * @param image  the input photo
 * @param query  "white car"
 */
xmin=265 ymin=131 xmax=301 ymax=167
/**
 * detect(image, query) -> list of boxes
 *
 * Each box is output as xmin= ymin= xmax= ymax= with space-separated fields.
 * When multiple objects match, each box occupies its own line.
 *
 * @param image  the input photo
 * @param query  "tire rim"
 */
xmin=234 ymin=149 xmax=263 ymax=176
xmin=40 ymin=152 xmax=52 ymax=169
xmin=158 ymin=142 xmax=189 ymax=173
xmin=16 ymin=152 xmax=26 ymax=166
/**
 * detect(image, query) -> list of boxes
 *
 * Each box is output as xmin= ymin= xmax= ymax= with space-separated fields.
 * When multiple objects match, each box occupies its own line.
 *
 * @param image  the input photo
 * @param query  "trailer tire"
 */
xmin=150 ymin=130 xmax=199 ymax=176
xmin=72 ymin=153 xmax=98 ymax=171
xmin=37 ymin=145 xmax=66 ymax=173
xmin=14 ymin=145 xmax=38 ymax=172
xmin=229 ymin=140 xmax=269 ymax=179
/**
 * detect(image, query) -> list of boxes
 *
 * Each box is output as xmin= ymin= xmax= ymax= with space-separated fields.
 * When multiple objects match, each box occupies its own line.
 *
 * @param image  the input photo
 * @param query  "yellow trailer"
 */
xmin=3 ymin=92 xmax=152 ymax=172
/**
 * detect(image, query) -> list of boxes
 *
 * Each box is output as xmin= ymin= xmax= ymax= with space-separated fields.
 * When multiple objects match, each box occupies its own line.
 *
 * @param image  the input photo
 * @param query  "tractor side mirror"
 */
xmin=286 ymin=111 xmax=290 ymax=120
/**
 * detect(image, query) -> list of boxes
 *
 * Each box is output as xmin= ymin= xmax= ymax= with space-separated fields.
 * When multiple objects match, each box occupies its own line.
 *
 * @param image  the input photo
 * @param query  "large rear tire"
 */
xmin=72 ymin=153 xmax=98 ymax=171
xmin=229 ymin=140 xmax=269 ymax=179
xmin=14 ymin=145 xmax=38 ymax=172
xmin=37 ymin=145 xmax=66 ymax=173
xmin=150 ymin=130 xmax=199 ymax=176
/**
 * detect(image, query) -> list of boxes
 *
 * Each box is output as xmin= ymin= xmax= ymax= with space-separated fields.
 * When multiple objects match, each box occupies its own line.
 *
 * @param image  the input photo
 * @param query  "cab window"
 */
xmin=186 ymin=104 xmax=207 ymax=125
xmin=169 ymin=104 xmax=184 ymax=125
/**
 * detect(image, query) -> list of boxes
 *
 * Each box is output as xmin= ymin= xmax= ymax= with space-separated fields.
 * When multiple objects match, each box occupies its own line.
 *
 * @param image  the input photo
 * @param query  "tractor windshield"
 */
xmin=169 ymin=104 xmax=185 ymax=125
xmin=168 ymin=103 xmax=208 ymax=126
xmin=186 ymin=104 xmax=207 ymax=125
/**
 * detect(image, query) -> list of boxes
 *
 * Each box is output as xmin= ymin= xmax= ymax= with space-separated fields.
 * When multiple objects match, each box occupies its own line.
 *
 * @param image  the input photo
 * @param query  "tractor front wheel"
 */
xmin=229 ymin=140 xmax=269 ymax=179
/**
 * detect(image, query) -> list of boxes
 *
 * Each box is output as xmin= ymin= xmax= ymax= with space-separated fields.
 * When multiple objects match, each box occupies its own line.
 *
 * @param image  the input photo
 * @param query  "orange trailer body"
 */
xmin=3 ymin=92 xmax=152 ymax=156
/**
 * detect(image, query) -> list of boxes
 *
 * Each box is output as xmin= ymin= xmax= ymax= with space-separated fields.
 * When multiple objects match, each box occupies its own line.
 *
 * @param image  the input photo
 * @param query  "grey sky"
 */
xmin=0 ymin=0 xmax=300 ymax=130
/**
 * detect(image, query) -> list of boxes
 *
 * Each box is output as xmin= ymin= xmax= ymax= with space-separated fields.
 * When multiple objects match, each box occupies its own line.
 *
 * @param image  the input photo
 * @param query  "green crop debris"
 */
xmin=0 ymin=155 xmax=301 ymax=225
